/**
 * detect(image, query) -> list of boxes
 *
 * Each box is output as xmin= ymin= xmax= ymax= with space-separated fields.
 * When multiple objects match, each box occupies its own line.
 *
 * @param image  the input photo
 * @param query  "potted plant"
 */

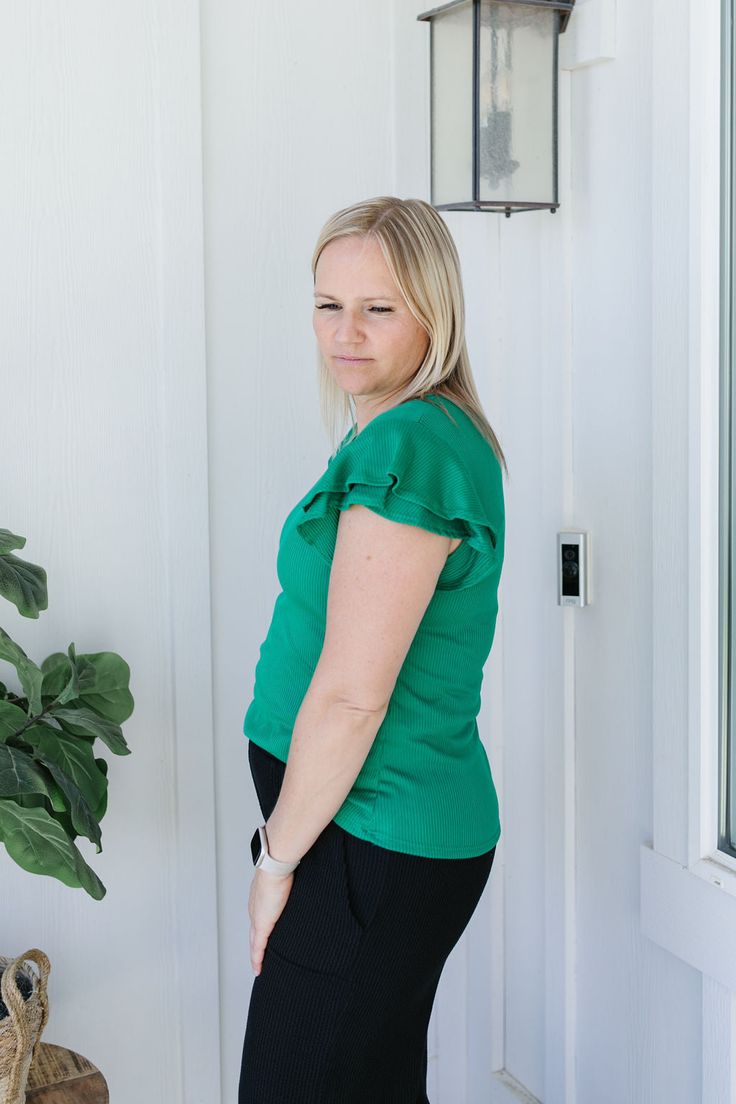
xmin=0 ymin=526 xmax=133 ymax=1102
xmin=0 ymin=526 xmax=134 ymax=899
xmin=0 ymin=949 xmax=50 ymax=1104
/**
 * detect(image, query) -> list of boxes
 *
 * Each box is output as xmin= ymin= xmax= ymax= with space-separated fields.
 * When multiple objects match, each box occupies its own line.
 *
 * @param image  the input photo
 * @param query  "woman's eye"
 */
xmin=314 ymin=304 xmax=393 ymax=313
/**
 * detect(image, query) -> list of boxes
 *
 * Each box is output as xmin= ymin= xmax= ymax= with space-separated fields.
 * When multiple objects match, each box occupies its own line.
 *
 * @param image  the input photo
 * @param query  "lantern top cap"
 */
xmin=417 ymin=0 xmax=575 ymax=33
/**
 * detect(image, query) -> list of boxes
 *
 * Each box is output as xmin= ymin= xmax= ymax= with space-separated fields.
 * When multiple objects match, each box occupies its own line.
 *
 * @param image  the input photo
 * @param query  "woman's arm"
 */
xmin=263 ymin=502 xmax=455 ymax=864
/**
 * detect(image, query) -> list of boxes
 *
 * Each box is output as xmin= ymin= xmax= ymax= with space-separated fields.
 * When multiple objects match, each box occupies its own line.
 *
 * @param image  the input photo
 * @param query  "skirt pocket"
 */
xmin=339 ymin=826 xmax=391 ymax=932
xmin=265 ymin=820 xmax=368 ymax=979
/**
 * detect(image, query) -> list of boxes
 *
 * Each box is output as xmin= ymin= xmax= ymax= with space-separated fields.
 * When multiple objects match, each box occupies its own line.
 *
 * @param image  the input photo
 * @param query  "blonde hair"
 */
xmin=311 ymin=195 xmax=508 ymax=477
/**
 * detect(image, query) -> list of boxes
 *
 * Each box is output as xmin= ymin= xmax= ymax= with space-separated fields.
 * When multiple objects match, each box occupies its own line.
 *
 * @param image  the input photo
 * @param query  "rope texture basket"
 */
xmin=0 ymin=949 xmax=51 ymax=1104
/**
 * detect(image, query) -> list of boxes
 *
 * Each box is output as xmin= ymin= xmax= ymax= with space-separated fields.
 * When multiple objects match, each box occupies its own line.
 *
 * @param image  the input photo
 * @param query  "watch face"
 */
xmin=250 ymin=828 xmax=262 ymax=866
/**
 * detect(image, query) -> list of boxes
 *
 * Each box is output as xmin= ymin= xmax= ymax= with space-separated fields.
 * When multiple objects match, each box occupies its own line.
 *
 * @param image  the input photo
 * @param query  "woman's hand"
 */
xmin=248 ymin=867 xmax=295 ymax=975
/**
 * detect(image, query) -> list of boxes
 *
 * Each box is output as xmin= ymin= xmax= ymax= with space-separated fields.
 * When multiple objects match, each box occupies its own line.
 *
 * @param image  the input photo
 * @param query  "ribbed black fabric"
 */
xmin=239 ymin=740 xmax=496 ymax=1104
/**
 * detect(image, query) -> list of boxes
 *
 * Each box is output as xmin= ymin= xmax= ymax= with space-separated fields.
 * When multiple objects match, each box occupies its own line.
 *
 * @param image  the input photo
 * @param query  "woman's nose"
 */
xmin=334 ymin=310 xmax=363 ymax=341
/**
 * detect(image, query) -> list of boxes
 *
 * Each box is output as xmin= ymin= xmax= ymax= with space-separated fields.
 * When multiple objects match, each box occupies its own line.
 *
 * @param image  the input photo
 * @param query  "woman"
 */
xmin=239 ymin=196 xmax=507 ymax=1104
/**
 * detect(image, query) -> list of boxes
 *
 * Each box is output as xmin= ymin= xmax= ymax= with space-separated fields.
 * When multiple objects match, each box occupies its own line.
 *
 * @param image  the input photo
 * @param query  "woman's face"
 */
xmin=313 ymin=235 xmax=430 ymax=409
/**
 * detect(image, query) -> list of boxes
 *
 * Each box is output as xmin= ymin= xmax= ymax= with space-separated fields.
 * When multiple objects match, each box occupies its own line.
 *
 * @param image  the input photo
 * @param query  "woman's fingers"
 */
xmin=251 ymin=924 xmax=268 ymax=975
xmin=249 ymin=868 xmax=295 ymax=975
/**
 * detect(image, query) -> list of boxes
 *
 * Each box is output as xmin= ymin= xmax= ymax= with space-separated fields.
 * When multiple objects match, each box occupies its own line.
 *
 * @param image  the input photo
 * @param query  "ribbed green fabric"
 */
xmin=243 ymin=394 xmax=505 ymax=858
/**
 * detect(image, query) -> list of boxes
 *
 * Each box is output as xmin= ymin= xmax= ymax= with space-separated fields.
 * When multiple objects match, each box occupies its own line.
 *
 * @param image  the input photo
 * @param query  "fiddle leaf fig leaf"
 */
xmin=39 ymin=757 xmax=103 ymax=851
xmin=0 ymin=800 xmax=106 ymax=899
xmin=21 ymin=722 xmax=107 ymax=815
xmin=0 ymin=530 xmax=48 ymax=618
xmin=52 ymin=705 xmax=130 ymax=756
xmin=0 ymin=541 xmax=133 ymax=898
xmin=73 ymin=651 xmax=134 ymax=724
xmin=41 ymin=651 xmax=80 ymax=706
xmin=0 ymin=699 xmax=31 ymax=745
xmin=42 ymin=771 xmax=71 ymax=814
xmin=0 ymin=744 xmax=53 ymax=800
xmin=92 ymin=759 xmax=109 ymax=822
xmin=0 ymin=530 xmax=26 ymax=555
xmin=0 ymin=628 xmax=43 ymax=715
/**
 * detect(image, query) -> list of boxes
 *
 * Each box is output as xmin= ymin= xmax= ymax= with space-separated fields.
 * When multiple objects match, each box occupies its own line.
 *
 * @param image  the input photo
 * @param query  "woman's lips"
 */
xmin=334 ymin=355 xmax=372 ymax=362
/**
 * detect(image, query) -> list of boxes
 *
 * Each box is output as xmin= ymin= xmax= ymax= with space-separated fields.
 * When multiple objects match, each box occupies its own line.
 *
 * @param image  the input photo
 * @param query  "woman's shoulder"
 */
xmin=346 ymin=393 xmax=490 ymax=449
xmin=409 ymin=394 xmax=501 ymax=474
xmin=332 ymin=393 xmax=501 ymax=492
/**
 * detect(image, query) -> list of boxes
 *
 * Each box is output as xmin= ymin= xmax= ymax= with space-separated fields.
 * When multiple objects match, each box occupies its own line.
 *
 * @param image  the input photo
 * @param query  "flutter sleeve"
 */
xmin=295 ymin=414 xmax=504 ymax=591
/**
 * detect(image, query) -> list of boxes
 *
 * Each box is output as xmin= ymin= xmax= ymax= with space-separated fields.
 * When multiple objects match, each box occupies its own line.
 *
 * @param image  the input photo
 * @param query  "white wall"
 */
xmin=0 ymin=3 xmax=219 ymax=1102
xmin=198 ymin=0 xmax=414 ymax=1095
xmin=566 ymin=1 xmax=703 ymax=1101
xmin=199 ymin=1 xmax=531 ymax=1097
xmin=396 ymin=0 xmax=706 ymax=1100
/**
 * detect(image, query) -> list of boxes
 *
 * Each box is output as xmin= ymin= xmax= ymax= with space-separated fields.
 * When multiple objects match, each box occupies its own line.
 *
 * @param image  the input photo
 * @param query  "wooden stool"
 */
xmin=26 ymin=1042 xmax=108 ymax=1103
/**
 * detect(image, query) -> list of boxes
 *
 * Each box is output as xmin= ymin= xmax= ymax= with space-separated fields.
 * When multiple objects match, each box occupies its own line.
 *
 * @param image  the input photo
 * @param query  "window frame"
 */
xmin=641 ymin=3 xmax=736 ymax=1092
xmin=721 ymin=0 xmax=736 ymax=864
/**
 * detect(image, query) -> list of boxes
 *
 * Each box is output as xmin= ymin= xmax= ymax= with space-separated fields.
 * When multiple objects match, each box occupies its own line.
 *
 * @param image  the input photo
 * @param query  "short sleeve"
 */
xmin=295 ymin=414 xmax=503 ymax=590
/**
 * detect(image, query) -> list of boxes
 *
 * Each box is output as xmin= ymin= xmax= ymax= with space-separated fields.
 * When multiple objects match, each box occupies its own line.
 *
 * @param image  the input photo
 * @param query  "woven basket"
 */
xmin=0 ymin=949 xmax=51 ymax=1104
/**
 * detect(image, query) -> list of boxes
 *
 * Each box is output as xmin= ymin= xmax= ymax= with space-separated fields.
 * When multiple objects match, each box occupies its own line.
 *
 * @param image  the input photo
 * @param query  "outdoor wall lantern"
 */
xmin=417 ymin=0 xmax=576 ymax=216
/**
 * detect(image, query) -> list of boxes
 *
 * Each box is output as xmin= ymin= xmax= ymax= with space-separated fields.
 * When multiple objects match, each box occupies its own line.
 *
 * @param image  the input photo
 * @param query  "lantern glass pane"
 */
xmin=430 ymin=0 xmax=474 ymax=206
xmin=478 ymin=0 xmax=557 ymax=205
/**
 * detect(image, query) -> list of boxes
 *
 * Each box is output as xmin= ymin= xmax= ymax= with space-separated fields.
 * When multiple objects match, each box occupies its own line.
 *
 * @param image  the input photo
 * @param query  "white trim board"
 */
xmin=643 ymin=0 xmax=735 ymax=1100
xmin=641 ymin=845 xmax=736 ymax=989
xmin=156 ymin=0 xmax=222 ymax=1099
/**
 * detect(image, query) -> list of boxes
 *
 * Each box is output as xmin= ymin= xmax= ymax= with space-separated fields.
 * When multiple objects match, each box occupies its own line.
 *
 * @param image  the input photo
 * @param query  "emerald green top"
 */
xmin=243 ymin=394 xmax=505 ymax=858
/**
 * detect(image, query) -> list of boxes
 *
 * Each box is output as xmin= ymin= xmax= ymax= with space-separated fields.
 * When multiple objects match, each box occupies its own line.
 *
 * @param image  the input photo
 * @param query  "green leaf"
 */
xmin=14 ymin=791 xmax=76 ymax=840
xmin=16 ymin=791 xmax=51 ymax=811
xmin=21 ymin=722 xmax=107 ymax=817
xmin=0 ymin=628 xmax=44 ymax=715
xmin=0 ymin=532 xmax=48 ymax=618
xmin=0 ymin=799 xmax=105 ymax=899
xmin=17 ymin=785 xmax=76 ymax=840
xmin=41 ymin=652 xmax=76 ymax=700
xmin=0 ymin=744 xmax=54 ymax=800
xmin=43 ymin=649 xmax=133 ymax=725
xmin=74 ymin=651 xmax=134 ymax=724
xmin=40 ymin=757 xmax=102 ymax=850
xmin=39 ymin=649 xmax=80 ymax=707
xmin=42 ymin=770 xmax=72 ymax=814
xmin=18 ymin=745 xmax=80 ymax=823
xmin=92 ymin=759 xmax=109 ymax=822
xmin=59 ymin=669 xmax=80 ymax=706
xmin=0 ymin=530 xmax=26 ymax=556
xmin=0 ymin=699 xmax=31 ymax=745
xmin=52 ymin=704 xmax=130 ymax=756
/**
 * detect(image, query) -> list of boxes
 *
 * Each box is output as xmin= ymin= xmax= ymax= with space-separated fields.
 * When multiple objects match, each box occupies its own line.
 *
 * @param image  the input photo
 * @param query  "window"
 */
xmin=641 ymin=8 xmax=736 ymax=1095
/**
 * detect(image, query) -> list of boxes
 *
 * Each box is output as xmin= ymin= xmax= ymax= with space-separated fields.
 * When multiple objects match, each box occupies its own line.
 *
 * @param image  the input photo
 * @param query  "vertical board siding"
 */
xmin=4 ymin=0 xmax=715 ymax=1099
xmin=200 ymin=1 xmax=397 ymax=1097
xmin=0 ymin=3 xmax=218 ymax=1102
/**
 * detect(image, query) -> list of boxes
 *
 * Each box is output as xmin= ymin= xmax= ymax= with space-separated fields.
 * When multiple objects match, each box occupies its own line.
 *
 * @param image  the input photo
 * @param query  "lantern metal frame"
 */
xmin=417 ymin=0 xmax=576 ymax=216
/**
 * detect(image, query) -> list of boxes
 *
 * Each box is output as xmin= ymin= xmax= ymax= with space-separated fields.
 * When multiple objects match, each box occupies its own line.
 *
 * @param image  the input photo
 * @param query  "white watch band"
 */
xmin=254 ymin=825 xmax=300 ymax=877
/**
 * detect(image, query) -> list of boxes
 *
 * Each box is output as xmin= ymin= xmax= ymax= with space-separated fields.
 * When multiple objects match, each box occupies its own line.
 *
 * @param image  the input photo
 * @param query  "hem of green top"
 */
xmin=331 ymin=808 xmax=501 ymax=860
xmin=245 ymin=732 xmax=501 ymax=860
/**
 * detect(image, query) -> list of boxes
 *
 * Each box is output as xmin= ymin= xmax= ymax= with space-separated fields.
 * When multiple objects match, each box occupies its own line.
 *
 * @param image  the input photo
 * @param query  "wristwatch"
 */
xmin=250 ymin=824 xmax=300 ymax=877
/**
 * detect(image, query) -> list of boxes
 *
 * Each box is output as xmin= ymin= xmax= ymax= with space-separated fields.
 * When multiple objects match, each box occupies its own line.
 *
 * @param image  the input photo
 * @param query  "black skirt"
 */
xmin=239 ymin=738 xmax=496 ymax=1104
